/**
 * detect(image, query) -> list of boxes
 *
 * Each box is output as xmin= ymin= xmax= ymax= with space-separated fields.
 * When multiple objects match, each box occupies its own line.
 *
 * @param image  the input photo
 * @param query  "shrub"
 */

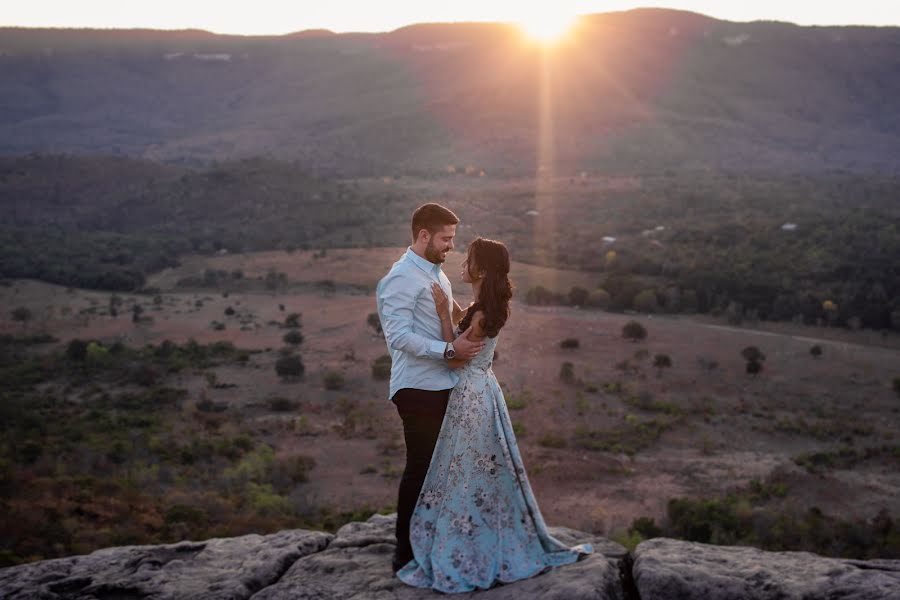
xmin=653 ymin=354 xmax=672 ymax=376
xmin=587 ymin=288 xmax=611 ymax=308
xmin=622 ymin=321 xmax=647 ymax=342
xmin=283 ymin=330 xmax=304 ymax=346
xmin=810 ymin=345 xmax=823 ymax=358
xmin=559 ymin=361 xmax=576 ymax=384
xmin=631 ymin=516 xmax=662 ymax=539
xmin=525 ymin=285 xmax=561 ymax=306
xmin=568 ymin=286 xmax=590 ymax=306
xmin=367 ymin=313 xmax=383 ymax=336
xmin=372 ymin=355 xmax=392 ymax=380
xmin=633 ymin=289 xmax=659 ymax=313
xmin=275 ymin=354 xmax=305 ymax=379
xmin=11 ymin=307 xmax=32 ymax=324
xmin=279 ymin=454 xmax=316 ymax=484
xmin=323 ymin=371 xmax=345 ymax=390
xmin=741 ymin=346 xmax=766 ymax=363
xmin=560 ymin=338 xmax=580 ymax=349
xmin=224 ymin=306 xmax=236 ymax=316
xmin=746 ymin=360 xmax=763 ymax=376
xmin=66 ymin=339 xmax=89 ymax=362
xmin=268 ymin=396 xmax=299 ymax=412
xmin=131 ymin=364 xmax=160 ymax=387
xmin=538 ymin=433 xmax=567 ymax=448
xmin=285 ymin=313 xmax=302 ymax=328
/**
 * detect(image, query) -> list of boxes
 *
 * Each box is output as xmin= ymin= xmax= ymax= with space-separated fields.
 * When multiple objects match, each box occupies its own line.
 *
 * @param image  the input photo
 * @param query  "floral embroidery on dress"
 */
xmin=396 ymin=334 xmax=593 ymax=593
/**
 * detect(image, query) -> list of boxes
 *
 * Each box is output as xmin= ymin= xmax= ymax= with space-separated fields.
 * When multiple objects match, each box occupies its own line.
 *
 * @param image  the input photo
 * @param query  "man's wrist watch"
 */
xmin=444 ymin=342 xmax=456 ymax=360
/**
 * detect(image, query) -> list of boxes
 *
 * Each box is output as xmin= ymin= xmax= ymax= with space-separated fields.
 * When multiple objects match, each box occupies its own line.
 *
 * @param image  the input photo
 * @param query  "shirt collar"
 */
xmin=406 ymin=246 xmax=442 ymax=276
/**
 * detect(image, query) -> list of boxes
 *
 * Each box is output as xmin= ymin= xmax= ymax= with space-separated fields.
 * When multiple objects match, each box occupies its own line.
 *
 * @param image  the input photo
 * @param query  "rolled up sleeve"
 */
xmin=378 ymin=274 xmax=446 ymax=359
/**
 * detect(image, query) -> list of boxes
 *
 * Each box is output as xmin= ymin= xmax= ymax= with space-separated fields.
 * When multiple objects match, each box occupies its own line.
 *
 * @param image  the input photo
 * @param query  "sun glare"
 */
xmin=516 ymin=12 xmax=576 ymax=45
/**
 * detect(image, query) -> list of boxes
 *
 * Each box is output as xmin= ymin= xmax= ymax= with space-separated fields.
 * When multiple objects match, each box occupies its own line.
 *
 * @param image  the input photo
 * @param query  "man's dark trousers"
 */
xmin=391 ymin=387 xmax=451 ymax=568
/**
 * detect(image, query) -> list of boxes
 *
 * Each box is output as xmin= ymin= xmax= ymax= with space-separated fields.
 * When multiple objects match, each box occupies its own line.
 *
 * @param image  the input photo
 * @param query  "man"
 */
xmin=376 ymin=203 xmax=484 ymax=574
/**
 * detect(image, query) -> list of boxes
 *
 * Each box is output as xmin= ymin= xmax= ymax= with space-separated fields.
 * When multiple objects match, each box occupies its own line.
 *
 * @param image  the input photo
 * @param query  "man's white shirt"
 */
xmin=376 ymin=247 xmax=459 ymax=399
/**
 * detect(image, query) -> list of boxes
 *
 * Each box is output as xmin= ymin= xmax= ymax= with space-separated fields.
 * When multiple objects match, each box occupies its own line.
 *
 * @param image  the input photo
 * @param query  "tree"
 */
xmin=741 ymin=346 xmax=766 ymax=363
xmin=372 ymin=355 xmax=392 ymax=380
xmin=66 ymin=339 xmax=89 ymax=361
xmin=741 ymin=346 xmax=765 ymax=376
xmin=367 ymin=312 xmax=383 ymax=337
xmin=568 ymin=286 xmax=590 ymax=307
xmin=622 ymin=321 xmax=647 ymax=342
xmin=633 ymin=289 xmax=659 ymax=313
xmin=559 ymin=362 xmax=576 ymax=384
xmin=653 ymin=354 xmax=672 ymax=377
xmin=284 ymin=313 xmax=302 ymax=328
xmin=275 ymin=354 xmax=305 ymax=379
xmin=588 ymin=288 xmax=611 ymax=308
xmin=109 ymin=294 xmax=122 ymax=317
xmin=810 ymin=345 xmax=823 ymax=358
xmin=323 ymin=371 xmax=345 ymax=390
xmin=11 ymin=306 xmax=32 ymax=328
xmin=131 ymin=304 xmax=144 ymax=323
xmin=283 ymin=330 xmax=304 ymax=346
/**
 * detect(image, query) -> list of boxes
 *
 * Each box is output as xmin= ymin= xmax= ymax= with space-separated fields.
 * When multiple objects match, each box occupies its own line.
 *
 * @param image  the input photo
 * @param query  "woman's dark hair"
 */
xmin=458 ymin=238 xmax=513 ymax=338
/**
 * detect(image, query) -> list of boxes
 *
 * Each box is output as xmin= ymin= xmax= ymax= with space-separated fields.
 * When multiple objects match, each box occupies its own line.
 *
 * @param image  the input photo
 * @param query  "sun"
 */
xmin=516 ymin=12 xmax=577 ymax=45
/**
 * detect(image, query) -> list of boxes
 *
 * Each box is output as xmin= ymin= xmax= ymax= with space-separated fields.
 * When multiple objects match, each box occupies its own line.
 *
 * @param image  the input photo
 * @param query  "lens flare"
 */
xmin=516 ymin=13 xmax=576 ymax=45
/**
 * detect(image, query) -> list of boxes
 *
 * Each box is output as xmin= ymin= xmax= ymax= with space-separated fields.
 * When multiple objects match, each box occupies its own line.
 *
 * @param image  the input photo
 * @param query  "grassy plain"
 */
xmin=2 ymin=247 xmax=898 ymax=562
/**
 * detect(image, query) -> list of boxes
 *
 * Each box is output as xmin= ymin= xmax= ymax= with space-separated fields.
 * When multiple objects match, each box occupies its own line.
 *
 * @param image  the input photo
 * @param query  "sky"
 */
xmin=3 ymin=1 xmax=899 ymax=34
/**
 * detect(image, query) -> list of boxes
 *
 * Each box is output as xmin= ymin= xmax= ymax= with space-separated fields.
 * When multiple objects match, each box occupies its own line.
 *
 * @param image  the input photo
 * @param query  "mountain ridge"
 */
xmin=1 ymin=9 xmax=898 ymax=176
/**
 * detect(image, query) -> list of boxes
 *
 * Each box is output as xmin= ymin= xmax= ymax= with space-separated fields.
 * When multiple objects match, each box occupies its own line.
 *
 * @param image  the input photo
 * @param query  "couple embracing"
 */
xmin=375 ymin=203 xmax=592 ymax=594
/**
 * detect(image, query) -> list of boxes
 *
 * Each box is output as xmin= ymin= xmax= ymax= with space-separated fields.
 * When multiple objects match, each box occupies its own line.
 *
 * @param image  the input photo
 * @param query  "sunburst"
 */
xmin=516 ymin=12 xmax=577 ymax=45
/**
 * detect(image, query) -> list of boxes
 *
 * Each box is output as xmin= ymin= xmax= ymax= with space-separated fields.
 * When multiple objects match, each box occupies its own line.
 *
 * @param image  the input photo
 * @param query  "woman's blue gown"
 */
xmin=397 ymin=334 xmax=593 ymax=593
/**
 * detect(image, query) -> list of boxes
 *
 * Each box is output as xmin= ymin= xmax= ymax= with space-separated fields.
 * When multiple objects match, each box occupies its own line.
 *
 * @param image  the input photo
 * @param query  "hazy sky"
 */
xmin=3 ymin=1 xmax=899 ymax=34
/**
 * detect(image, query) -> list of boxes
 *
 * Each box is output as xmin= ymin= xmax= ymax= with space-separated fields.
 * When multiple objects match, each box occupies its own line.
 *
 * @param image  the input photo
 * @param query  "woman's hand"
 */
xmin=431 ymin=282 xmax=450 ymax=322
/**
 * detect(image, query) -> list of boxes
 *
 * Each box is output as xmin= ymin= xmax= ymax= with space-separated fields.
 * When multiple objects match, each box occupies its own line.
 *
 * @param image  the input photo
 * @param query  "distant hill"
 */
xmin=1 ymin=9 xmax=899 ymax=175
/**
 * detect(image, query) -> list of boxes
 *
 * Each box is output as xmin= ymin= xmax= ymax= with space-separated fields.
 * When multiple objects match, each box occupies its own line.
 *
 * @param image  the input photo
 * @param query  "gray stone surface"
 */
xmin=7 ymin=514 xmax=898 ymax=600
xmin=0 ymin=528 xmax=332 ymax=600
xmin=633 ymin=537 xmax=900 ymax=600
xmin=251 ymin=513 xmax=628 ymax=599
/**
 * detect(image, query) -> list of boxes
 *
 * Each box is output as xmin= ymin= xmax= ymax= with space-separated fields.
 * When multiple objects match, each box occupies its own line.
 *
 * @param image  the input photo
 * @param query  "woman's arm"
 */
xmin=451 ymin=299 xmax=470 ymax=326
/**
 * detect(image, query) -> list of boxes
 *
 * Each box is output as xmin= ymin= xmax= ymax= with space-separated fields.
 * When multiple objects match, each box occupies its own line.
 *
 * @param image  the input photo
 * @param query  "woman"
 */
xmin=396 ymin=237 xmax=593 ymax=593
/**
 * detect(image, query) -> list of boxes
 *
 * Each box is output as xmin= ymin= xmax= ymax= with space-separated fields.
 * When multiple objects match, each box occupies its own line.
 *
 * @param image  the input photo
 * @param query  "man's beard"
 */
xmin=424 ymin=238 xmax=445 ymax=263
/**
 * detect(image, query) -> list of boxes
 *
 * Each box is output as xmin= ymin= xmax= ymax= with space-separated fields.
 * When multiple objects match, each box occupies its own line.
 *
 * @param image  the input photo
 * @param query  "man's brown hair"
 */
xmin=411 ymin=203 xmax=459 ymax=241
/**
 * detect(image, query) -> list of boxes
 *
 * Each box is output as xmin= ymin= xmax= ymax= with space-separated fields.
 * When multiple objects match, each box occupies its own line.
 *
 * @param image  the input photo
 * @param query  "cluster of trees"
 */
xmin=0 ymin=334 xmax=355 ymax=567
xmin=275 ymin=312 xmax=305 ymax=379
xmin=2 ymin=156 xmax=897 ymax=330
xmin=0 ymin=155 xmax=418 ymax=292
xmin=515 ymin=172 xmax=900 ymax=331
xmin=623 ymin=484 xmax=899 ymax=560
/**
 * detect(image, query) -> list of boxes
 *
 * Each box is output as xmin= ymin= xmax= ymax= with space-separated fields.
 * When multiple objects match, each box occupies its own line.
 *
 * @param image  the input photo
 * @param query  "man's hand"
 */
xmin=451 ymin=324 xmax=485 ymax=360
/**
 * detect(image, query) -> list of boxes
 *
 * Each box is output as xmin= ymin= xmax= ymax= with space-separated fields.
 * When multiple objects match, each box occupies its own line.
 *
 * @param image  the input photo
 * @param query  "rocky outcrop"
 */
xmin=0 ymin=529 xmax=331 ymax=599
xmin=2 ymin=513 xmax=899 ymax=599
xmin=252 ymin=514 xmax=629 ymax=599
xmin=632 ymin=537 xmax=900 ymax=600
